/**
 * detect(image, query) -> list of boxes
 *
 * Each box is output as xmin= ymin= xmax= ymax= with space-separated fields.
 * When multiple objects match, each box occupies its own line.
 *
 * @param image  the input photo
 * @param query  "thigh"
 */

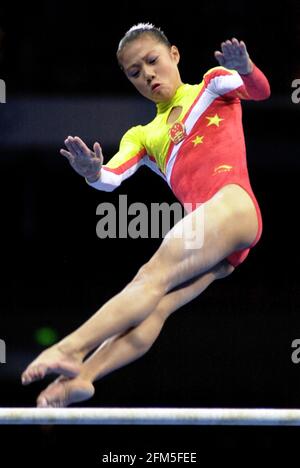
xmin=144 ymin=185 xmax=253 ymax=293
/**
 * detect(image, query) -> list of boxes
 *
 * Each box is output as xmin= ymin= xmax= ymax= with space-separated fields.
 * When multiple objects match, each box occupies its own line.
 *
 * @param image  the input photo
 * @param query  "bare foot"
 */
xmin=37 ymin=376 xmax=95 ymax=408
xmin=21 ymin=345 xmax=83 ymax=385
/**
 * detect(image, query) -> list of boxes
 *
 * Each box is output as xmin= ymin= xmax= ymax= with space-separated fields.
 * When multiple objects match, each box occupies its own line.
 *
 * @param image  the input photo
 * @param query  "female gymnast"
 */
xmin=21 ymin=23 xmax=270 ymax=407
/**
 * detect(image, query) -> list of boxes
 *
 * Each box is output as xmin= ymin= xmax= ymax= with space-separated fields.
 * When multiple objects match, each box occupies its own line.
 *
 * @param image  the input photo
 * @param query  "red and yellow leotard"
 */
xmin=87 ymin=64 xmax=270 ymax=267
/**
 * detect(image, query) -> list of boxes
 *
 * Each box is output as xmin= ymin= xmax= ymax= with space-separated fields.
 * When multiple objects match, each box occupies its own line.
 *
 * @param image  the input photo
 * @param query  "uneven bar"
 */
xmin=1 ymin=407 xmax=300 ymax=425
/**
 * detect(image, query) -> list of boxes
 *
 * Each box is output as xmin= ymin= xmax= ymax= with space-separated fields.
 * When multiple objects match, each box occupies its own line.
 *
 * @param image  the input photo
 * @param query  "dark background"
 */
xmin=0 ymin=0 xmax=300 ymax=461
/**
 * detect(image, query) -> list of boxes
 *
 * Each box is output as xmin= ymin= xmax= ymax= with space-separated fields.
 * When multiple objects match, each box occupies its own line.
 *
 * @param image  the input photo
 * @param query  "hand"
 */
xmin=214 ymin=38 xmax=253 ymax=75
xmin=60 ymin=136 xmax=103 ymax=182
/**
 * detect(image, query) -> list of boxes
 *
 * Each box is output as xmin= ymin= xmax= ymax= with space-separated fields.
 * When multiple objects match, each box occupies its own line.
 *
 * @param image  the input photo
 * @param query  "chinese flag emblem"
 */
xmin=169 ymin=122 xmax=186 ymax=145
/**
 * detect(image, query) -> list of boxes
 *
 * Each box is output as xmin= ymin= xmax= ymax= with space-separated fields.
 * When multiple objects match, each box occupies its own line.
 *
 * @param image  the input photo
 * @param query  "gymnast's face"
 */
xmin=118 ymin=35 xmax=183 ymax=103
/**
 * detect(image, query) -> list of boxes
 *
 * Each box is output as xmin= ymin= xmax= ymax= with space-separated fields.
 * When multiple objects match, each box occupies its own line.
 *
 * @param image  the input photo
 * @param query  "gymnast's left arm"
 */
xmin=213 ymin=38 xmax=271 ymax=100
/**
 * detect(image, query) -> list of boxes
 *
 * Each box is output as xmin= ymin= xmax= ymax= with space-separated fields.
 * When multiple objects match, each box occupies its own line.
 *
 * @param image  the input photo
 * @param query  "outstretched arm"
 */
xmin=213 ymin=38 xmax=270 ymax=100
xmin=61 ymin=127 xmax=148 ymax=192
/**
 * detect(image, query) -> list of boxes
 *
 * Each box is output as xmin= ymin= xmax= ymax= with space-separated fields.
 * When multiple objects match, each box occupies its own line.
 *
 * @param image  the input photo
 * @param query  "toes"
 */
xmin=21 ymin=373 xmax=28 ymax=385
xmin=36 ymin=364 xmax=47 ymax=379
xmin=37 ymin=396 xmax=48 ymax=408
xmin=22 ymin=360 xmax=81 ymax=385
xmin=36 ymin=380 xmax=67 ymax=408
xmin=21 ymin=364 xmax=47 ymax=385
xmin=36 ymin=377 xmax=94 ymax=408
xmin=21 ymin=369 xmax=34 ymax=385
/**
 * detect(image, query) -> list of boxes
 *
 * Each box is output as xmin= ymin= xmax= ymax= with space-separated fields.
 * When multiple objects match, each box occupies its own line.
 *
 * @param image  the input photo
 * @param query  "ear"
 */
xmin=170 ymin=45 xmax=180 ymax=65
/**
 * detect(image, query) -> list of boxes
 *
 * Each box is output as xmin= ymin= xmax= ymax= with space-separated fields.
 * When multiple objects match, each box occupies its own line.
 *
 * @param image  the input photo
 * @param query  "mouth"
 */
xmin=151 ymin=83 xmax=161 ymax=92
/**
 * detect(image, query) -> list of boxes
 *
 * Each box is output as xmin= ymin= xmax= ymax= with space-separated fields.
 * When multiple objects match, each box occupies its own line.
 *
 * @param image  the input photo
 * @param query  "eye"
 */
xmin=148 ymin=57 xmax=158 ymax=64
xmin=129 ymin=70 xmax=140 ymax=78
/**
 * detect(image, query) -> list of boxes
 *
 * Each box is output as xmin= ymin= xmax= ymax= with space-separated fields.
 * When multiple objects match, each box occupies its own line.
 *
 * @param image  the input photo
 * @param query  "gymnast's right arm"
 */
xmin=60 ymin=126 xmax=146 ymax=192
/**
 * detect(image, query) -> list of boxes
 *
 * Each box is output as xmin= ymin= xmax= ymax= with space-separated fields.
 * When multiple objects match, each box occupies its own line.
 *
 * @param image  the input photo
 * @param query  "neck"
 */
xmin=156 ymin=82 xmax=187 ymax=113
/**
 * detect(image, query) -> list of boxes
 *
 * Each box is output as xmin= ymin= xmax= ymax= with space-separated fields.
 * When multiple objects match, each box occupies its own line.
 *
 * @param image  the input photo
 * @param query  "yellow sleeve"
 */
xmin=86 ymin=126 xmax=147 ymax=192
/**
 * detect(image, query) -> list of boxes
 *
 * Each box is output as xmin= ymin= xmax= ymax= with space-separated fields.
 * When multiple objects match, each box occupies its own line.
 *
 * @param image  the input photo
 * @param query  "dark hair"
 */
xmin=117 ymin=23 xmax=171 ymax=68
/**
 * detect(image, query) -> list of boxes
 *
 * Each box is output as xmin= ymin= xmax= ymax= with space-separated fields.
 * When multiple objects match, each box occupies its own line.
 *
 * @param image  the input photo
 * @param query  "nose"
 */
xmin=142 ymin=65 xmax=155 ymax=82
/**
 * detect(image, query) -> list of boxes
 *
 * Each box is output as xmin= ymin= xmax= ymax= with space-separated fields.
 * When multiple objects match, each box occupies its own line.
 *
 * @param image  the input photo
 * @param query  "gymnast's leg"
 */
xmin=22 ymin=184 xmax=257 ymax=386
xmin=36 ymin=260 xmax=234 ymax=407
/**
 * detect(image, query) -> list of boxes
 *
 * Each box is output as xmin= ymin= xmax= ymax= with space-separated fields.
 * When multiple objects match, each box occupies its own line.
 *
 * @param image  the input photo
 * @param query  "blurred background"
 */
xmin=0 ymin=0 xmax=300 ymax=458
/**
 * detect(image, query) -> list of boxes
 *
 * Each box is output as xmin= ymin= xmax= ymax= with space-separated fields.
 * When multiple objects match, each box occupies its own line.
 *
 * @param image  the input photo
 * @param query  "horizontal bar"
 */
xmin=1 ymin=408 xmax=300 ymax=426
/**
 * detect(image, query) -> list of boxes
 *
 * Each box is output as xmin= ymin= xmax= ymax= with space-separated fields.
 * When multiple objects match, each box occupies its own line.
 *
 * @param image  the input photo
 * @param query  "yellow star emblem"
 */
xmin=192 ymin=135 xmax=204 ymax=146
xmin=206 ymin=114 xmax=224 ymax=127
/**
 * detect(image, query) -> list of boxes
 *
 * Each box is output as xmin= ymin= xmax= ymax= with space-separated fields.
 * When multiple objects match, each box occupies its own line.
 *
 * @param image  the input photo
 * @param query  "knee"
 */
xmin=213 ymin=260 xmax=235 ymax=279
xmin=128 ymin=327 xmax=155 ymax=354
xmin=132 ymin=261 xmax=168 ymax=294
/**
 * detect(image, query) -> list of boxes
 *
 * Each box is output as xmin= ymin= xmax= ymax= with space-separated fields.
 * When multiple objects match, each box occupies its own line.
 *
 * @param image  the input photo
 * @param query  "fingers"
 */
xmin=214 ymin=50 xmax=225 ymax=66
xmin=64 ymin=136 xmax=79 ymax=155
xmin=61 ymin=136 xmax=102 ymax=160
xmin=239 ymin=40 xmax=248 ymax=56
xmin=231 ymin=38 xmax=242 ymax=55
xmin=61 ymin=136 xmax=90 ymax=158
xmin=93 ymin=142 xmax=103 ymax=163
xmin=60 ymin=136 xmax=103 ymax=180
xmin=60 ymin=148 xmax=75 ymax=163
xmin=73 ymin=136 xmax=92 ymax=155
xmin=221 ymin=40 xmax=236 ymax=59
xmin=220 ymin=38 xmax=247 ymax=58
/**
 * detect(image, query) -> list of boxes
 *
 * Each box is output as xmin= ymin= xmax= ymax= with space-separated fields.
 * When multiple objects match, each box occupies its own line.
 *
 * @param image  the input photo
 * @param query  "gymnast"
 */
xmin=21 ymin=23 xmax=270 ymax=407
